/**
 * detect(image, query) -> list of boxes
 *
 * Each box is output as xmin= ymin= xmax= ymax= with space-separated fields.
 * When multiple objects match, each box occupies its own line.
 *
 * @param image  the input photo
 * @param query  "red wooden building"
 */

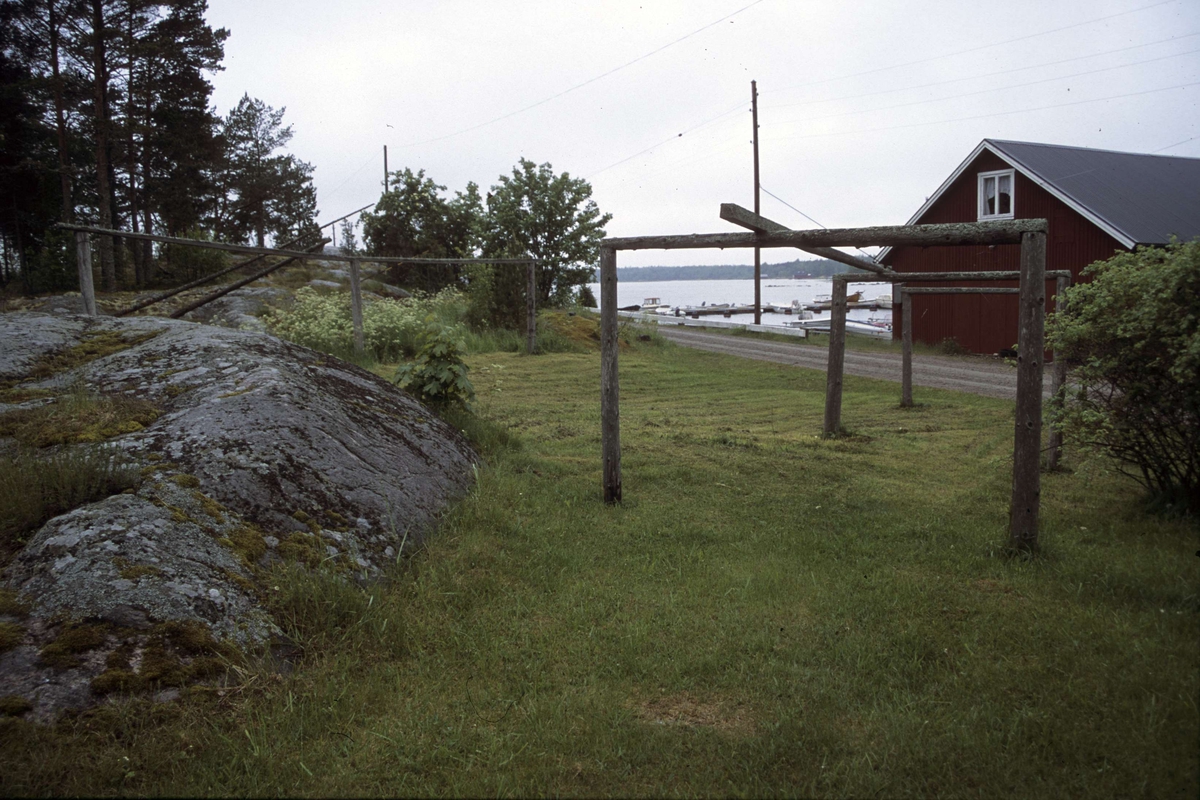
xmin=880 ymin=139 xmax=1200 ymax=354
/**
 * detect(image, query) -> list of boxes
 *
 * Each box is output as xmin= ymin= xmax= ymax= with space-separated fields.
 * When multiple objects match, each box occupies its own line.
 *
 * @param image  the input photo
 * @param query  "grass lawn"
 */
xmin=2 ymin=340 xmax=1196 ymax=797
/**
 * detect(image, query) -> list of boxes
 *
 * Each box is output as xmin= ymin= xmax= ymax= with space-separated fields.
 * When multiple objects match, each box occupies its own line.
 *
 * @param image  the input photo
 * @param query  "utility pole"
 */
xmin=384 ymin=145 xmax=389 ymax=193
xmin=752 ymin=80 xmax=761 ymax=325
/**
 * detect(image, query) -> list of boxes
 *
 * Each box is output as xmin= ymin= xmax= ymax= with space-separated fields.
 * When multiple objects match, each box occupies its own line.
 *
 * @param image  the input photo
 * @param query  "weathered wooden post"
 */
xmin=823 ymin=277 xmax=848 ymax=437
xmin=74 ymin=231 xmax=97 ymax=316
xmin=526 ymin=260 xmax=537 ymax=355
xmin=1009 ymin=231 xmax=1046 ymax=553
xmin=599 ymin=246 xmax=621 ymax=503
xmin=349 ymin=258 xmax=365 ymax=356
xmin=901 ymin=287 xmax=914 ymax=408
xmin=1046 ymin=274 xmax=1070 ymax=470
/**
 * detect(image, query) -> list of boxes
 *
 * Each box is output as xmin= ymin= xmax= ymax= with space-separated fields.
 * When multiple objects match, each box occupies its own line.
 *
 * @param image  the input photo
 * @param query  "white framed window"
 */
xmin=978 ymin=169 xmax=1015 ymax=220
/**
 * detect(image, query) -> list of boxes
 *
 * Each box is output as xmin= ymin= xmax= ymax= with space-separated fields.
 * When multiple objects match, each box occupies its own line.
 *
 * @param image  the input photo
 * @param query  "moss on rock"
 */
xmin=38 ymin=621 xmax=111 ymax=669
xmin=0 ymin=621 xmax=26 ymax=652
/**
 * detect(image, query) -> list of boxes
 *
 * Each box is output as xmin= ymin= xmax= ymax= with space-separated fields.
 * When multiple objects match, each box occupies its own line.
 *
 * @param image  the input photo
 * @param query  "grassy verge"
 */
xmin=1 ymin=342 xmax=1195 ymax=797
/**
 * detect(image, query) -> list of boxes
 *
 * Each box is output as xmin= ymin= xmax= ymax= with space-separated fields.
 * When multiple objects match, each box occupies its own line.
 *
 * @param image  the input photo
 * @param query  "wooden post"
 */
xmin=74 ymin=231 xmax=97 ymax=316
xmin=600 ymin=247 xmax=621 ymax=504
xmin=349 ymin=258 xmax=365 ymax=357
xmin=823 ymin=277 xmax=848 ymax=437
xmin=1009 ymin=231 xmax=1046 ymax=553
xmin=751 ymin=80 xmax=762 ymax=326
xmin=526 ymin=260 xmax=537 ymax=355
xmin=901 ymin=288 xmax=913 ymax=408
xmin=1046 ymin=274 xmax=1069 ymax=470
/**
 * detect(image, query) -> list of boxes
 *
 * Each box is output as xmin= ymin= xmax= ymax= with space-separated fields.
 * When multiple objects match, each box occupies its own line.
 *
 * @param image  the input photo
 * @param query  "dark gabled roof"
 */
xmin=894 ymin=139 xmax=1200 ymax=249
xmin=988 ymin=139 xmax=1200 ymax=246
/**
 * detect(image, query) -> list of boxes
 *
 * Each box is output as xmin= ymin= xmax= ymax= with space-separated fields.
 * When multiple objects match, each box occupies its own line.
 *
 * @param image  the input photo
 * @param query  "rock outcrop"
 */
xmin=0 ymin=312 xmax=477 ymax=720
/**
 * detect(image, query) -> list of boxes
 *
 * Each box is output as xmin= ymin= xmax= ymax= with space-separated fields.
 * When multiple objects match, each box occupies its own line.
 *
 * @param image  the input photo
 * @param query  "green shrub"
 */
xmin=936 ymin=336 xmax=969 ymax=356
xmin=393 ymin=321 xmax=475 ymax=408
xmin=1047 ymin=239 xmax=1200 ymax=514
xmin=576 ymin=284 xmax=597 ymax=308
xmin=264 ymin=286 xmax=465 ymax=362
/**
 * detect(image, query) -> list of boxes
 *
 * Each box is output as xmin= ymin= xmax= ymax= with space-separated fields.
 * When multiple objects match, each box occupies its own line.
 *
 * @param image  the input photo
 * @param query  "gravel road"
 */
xmin=656 ymin=327 xmax=1041 ymax=401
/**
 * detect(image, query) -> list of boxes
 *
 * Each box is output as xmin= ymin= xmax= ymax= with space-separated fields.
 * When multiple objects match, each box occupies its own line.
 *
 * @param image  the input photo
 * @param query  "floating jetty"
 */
xmin=802 ymin=293 xmax=893 ymax=312
xmin=786 ymin=318 xmax=893 ymax=340
xmin=675 ymin=302 xmax=801 ymax=318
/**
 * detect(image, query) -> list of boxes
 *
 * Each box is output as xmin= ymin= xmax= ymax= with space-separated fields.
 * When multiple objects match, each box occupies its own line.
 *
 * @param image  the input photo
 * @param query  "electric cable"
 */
xmin=760 ymin=186 xmax=878 ymax=261
xmin=768 ymin=0 xmax=1181 ymax=95
xmin=586 ymin=100 xmax=749 ymax=179
xmin=768 ymin=81 xmax=1200 ymax=142
xmin=393 ymin=0 xmax=765 ymax=149
xmin=765 ymin=48 xmax=1200 ymax=128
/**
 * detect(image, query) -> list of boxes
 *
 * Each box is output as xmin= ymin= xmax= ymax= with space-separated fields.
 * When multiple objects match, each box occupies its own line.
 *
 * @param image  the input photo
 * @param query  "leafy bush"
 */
xmin=936 ymin=336 xmax=969 ymax=356
xmin=1047 ymin=240 xmax=1199 ymax=514
xmin=576 ymin=284 xmax=597 ymax=308
xmin=265 ymin=286 xmax=464 ymax=362
xmin=394 ymin=320 xmax=475 ymax=408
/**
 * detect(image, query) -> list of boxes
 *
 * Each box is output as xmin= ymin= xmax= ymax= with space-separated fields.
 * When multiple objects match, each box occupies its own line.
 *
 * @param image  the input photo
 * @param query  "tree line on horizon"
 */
xmin=0 ymin=0 xmax=318 ymax=294
xmin=605 ymin=259 xmax=863 ymax=282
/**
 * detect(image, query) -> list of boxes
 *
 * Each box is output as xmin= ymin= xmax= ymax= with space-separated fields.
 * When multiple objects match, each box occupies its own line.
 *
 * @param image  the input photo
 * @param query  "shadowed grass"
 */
xmin=0 ymin=445 xmax=141 ymax=564
xmin=0 ymin=341 xmax=1195 ymax=797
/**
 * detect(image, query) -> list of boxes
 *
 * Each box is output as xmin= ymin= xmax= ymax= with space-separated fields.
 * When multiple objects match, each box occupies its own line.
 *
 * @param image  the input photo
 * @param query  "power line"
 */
xmin=1154 ymin=136 xmax=1199 ymax=153
xmin=760 ymin=187 xmax=827 ymax=229
xmin=394 ymin=0 xmax=765 ymax=149
xmin=759 ymin=186 xmax=877 ymax=261
xmin=321 ymin=149 xmax=384 ymax=205
xmin=768 ymin=0 xmax=1181 ymax=95
xmin=765 ymin=48 xmax=1200 ymax=129
xmin=769 ymin=81 xmax=1200 ymax=142
xmin=769 ymin=32 xmax=1200 ymax=112
xmin=586 ymin=100 xmax=749 ymax=179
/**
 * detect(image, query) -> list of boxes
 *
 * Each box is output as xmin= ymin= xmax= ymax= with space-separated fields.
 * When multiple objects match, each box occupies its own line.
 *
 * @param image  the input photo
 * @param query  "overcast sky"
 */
xmin=205 ymin=0 xmax=1199 ymax=266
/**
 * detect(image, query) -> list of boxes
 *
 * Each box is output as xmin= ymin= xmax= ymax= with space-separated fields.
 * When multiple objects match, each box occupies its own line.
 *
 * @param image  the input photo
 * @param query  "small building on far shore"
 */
xmin=880 ymin=139 xmax=1200 ymax=354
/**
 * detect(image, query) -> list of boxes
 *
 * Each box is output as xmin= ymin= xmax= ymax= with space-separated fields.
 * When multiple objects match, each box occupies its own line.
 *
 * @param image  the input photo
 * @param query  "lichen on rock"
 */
xmin=0 ymin=311 xmax=478 ymax=721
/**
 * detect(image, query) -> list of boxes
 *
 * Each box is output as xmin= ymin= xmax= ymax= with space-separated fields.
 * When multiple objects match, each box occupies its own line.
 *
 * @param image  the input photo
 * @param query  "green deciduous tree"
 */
xmin=480 ymin=158 xmax=609 ymax=320
xmin=1047 ymin=240 xmax=1200 ymax=515
xmin=360 ymin=168 xmax=482 ymax=293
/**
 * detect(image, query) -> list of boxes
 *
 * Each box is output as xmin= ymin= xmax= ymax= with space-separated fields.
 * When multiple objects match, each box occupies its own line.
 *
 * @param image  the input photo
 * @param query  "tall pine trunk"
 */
xmin=126 ymin=5 xmax=142 ymax=287
xmin=48 ymin=0 xmax=73 ymax=224
xmin=91 ymin=0 xmax=116 ymax=291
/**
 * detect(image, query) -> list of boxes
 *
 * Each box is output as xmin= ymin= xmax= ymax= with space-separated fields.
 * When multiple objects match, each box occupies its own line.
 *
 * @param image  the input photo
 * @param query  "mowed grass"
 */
xmin=2 ymin=341 xmax=1197 ymax=797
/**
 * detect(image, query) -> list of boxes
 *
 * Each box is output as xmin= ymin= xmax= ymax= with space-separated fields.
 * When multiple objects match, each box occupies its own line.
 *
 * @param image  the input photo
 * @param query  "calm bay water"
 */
xmin=585 ymin=278 xmax=892 ymax=327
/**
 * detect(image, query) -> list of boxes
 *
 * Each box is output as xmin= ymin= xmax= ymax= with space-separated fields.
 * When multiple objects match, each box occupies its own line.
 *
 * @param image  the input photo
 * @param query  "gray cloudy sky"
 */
xmin=205 ymin=0 xmax=1199 ymax=266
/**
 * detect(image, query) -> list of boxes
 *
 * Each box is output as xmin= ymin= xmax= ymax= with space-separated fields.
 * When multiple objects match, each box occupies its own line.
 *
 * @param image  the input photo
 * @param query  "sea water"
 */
xmin=585 ymin=277 xmax=892 ymax=327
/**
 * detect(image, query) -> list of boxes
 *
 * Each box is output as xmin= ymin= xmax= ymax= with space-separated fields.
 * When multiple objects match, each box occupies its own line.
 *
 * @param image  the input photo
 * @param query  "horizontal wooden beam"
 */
xmin=833 ymin=269 xmax=1072 ymax=282
xmin=718 ymin=203 xmax=895 ymax=277
xmin=902 ymin=287 xmax=1020 ymax=294
xmin=170 ymin=239 xmax=329 ymax=319
xmin=603 ymin=218 xmax=1046 ymax=252
xmin=55 ymin=223 xmax=536 ymax=265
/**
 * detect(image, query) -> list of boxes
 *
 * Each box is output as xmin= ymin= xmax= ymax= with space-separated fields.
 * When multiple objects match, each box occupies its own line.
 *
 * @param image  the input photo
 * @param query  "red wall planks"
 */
xmin=884 ymin=149 xmax=1127 ymax=354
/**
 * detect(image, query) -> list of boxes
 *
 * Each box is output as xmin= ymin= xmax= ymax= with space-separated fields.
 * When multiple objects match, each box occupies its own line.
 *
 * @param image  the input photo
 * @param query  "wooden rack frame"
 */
xmin=599 ymin=214 xmax=1051 ymax=553
xmin=896 ymin=279 xmax=1071 ymax=469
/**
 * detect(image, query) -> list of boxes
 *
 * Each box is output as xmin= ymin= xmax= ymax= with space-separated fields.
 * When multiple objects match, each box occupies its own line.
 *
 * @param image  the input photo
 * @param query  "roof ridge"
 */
xmin=985 ymin=138 xmax=1200 ymax=162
